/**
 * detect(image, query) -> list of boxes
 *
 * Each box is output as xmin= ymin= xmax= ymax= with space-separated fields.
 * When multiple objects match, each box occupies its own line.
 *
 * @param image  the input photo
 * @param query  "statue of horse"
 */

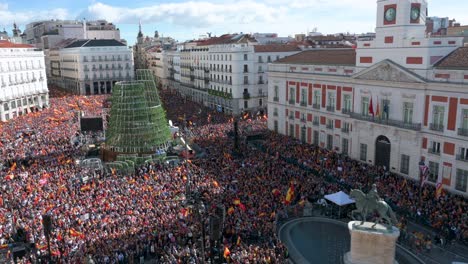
xmin=349 ymin=189 xmax=397 ymax=229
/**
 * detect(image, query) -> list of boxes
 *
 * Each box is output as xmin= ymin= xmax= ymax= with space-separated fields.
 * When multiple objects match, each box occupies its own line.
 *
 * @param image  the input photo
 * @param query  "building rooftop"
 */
xmin=253 ymin=44 xmax=301 ymax=53
xmin=435 ymin=47 xmax=468 ymax=69
xmin=64 ymin=39 xmax=126 ymax=48
xmin=275 ymin=49 xmax=356 ymax=66
xmin=197 ymin=34 xmax=257 ymax=46
xmin=0 ymin=40 xmax=34 ymax=48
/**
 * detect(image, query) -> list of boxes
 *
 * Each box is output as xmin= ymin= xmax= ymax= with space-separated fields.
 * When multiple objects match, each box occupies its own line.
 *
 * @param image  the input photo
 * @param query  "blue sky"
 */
xmin=1 ymin=0 xmax=467 ymax=45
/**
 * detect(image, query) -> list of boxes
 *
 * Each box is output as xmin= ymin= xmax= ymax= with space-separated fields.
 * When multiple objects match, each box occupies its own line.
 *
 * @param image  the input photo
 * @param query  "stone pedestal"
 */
xmin=344 ymin=221 xmax=399 ymax=264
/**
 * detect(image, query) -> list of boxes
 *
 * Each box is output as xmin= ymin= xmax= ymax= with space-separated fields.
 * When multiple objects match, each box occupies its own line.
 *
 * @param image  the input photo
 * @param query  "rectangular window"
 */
xmin=400 ymin=154 xmax=410 ymax=174
xmin=301 ymin=89 xmax=307 ymax=105
xmin=289 ymin=87 xmax=295 ymax=103
xmin=289 ymin=124 xmax=294 ymax=137
xmin=403 ymin=102 xmax=413 ymax=124
xmin=430 ymin=141 xmax=441 ymax=154
xmin=428 ymin=161 xmax=439 ymax=183
xmin=459 ymin=147 xmax=468 ymax=161
xmin=244 ymin=100 xmax=248 ymax=109
xmin=342 ymin=138 xmax=349 ymax=155
xmin=258 ymin=56 xmax=263 ymax=63
xmin=462 ymin=109 xmax=468 ymax=129
xmin=313 ymin=131 xmax=319 ymax=145
xmin=243 ymin=76 xmax=249 ymax=85
xmin=274 ymin=85 xmax=279 ymax=100
xmin=274 ymin=120 xmax=278 ymax=133
xmin=313 ymin=90 xmax=321 ymax=106
xmin=326 ymin=119 xmax=334 ymax=129
xmin=382 ymin=99 xmax=390 ymax=119
xmin=327 ymin=92 xmax=335 ymax=108
xmin=327 ymin=134 xmax=333 ymax=150
xmin=343 ymin=94 xmax=351 ymax=112
xmin=432 ymin=105 xmax=445 ymax=127
xmin=455 ymin=169 xmax=468 ymax=192
xmin=360 ymin=143 xmax=367 ymax=161
xmin=361 ymin=97 xmax=369 ymax=116
xmin=243 ymin=65 xmax=248 ymax=72
xmin=244 ymin=54 xmax=248 ymax=61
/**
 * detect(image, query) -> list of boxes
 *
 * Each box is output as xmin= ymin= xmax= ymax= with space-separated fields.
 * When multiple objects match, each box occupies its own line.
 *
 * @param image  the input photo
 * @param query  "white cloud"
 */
xmin=0 ymin=4 xmax=68 ymax=26
xmin=82 ymin=1 xmax=287 ymax=27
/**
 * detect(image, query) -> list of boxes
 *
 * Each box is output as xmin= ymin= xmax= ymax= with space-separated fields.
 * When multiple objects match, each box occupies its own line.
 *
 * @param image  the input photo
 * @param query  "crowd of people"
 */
xmin=0 ymin=86 xmax=466 ymax=264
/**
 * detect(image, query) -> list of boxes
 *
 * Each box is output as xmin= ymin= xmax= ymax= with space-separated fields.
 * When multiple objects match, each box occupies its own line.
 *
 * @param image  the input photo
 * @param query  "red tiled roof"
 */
xmin=0 ymin=40 xmax=34 ymax=48
xmin=197 ymin=34 xmax=256 ymax=46
xmin=435 ymin=47 xmax=468 ymax=69
xmin=275 ymin=49 xmax=356 ymax=65
xmin=253 ymin=44 xmax=301 ymax=53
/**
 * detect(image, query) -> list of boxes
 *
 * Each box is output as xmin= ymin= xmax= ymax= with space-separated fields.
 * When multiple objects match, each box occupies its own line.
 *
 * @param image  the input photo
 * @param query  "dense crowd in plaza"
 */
xmin=0 ymin=87 xmax=466 ymax=263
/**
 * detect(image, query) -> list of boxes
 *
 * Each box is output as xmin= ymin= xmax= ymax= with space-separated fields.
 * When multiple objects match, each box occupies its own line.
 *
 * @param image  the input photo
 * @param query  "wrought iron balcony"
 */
xmin=326 ymin=105 xmax=335 ymax=112
xmin=243 ymin=93 xmax=250 ymax=99
xmin=288 ymin=115 xmax=294 ymax=120
xmin=313 ymin=121 xmax=319 ymax=126
xmin=300 ymin=101 xmax=307 ymax=107
xmin=428 ymin=148 xmax=441 ymax=155
xmin=258 ymin=80 xmax=264 ymax=84
xmin=456 ymin=154 xmax=468 ymax=162
xmin=341 ymin=128 xmax=350 ymax=134
xmin=300 ymin=118 xmax=306 ymax=123
xmin=273 ymin=97 xmax=279 ymax=102
xmin=326 ymin=124 xmax=334 ymax=130
xmin=312 ymin=104 xmax=321 ymax=110
xmin=342 ymin=108 xmax=352 ymax=115
xmin=457 ymin=128 xmax=468 ymax=137
xmin=289 ymin=100 xmax=296 ymax=105
xmin=429 ymin=123 xmax=444 ymax=132
xmin=349 ymin=113 xmax=422 ymax=131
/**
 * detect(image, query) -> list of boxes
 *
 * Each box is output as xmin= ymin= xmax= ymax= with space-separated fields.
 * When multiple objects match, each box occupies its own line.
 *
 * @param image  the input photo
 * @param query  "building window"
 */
xmin=382 ymin=99 xmax=390 ymax=119
xmin=459 ymin=147 xmax=468 ymax=161
xmin=455 ymin=169 xmax=468 ymax=192
xmin=432 ymin=105 xmax=445 ymax=127
xmin=289 ymin=87 xmax=295 ymax=104
xmin=428 ymin=161 xmax=439 ymax=183
xmin=258 ymin=56 xmax=263 ymax=63
xmin=273 ymin=107 xmax=278 ymax=116
xmin=301 ymin=88 xmax=307 ymax=105
xmin=326 ymin=119 xmax=334 ymax=129
xmin=327 ymin=134 xmax=333 ymax=150
xmin=313 ymin=131 xmax=319 ymax=145
xmin=267 ymin=56 xmax=271 ymax=62
xmin=289 ymin=124 xmax=294 ymax=137
xmin=343 ymin=94 xmax=352 ymax=112
xmin=360 ymin=144 xmax=367 ymax=161
xmin=400 ymin=154 xmax=410 ymax=174
xmin=327 ymin=92 xmax=335 ymax=108
xmin=244 ymin=100 xmax=248 ymax=109
xmin=403 ymin=102 xmax=413 ymax=124
xmin=313 ymin=90 xmax=321 ymax=106
xmin=361 ymin=97 xmax=369 ymax=116
xmin=301 ymin=126 xmax=306 ymax=143
xmin=274 ymin=85 xmax=279 ymax=101
xmin=430 ymin=141 xmax=441 ymax=155
xmin=342 ymin=138 xmax=349 ymax=155
xmin=243 ymin=65 xmax=248 ymax=73
xmin=461 ymin=109 xmax=468 ymax=130
xmin=259 ymin=99 xmax=262 ymax=106
xmin=243 ymin=76 xmax=249 ymax=85
xmin=274 ymin=120 xmax=278 ymax=133
xmin=258 ymin=65 xmax=263 ymax=72
xmin=244 ymin=54 xmax=248 ymax=61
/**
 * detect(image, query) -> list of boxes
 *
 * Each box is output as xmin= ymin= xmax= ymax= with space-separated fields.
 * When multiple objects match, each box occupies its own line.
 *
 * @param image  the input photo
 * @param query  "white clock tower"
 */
xmin=356 ymin=0 xmax=462 ymax=70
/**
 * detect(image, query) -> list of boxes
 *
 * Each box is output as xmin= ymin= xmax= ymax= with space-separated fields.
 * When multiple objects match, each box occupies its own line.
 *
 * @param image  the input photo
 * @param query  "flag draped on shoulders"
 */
xmin=285 ymin=184 xmax=295 ymax=205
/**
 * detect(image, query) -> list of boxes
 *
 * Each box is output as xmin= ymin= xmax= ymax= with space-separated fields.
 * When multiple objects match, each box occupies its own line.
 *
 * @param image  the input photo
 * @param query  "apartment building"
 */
xmin=0 ymin=40 xmax=48 ymax=121
xmin=268 ymin=0 xmax=468 ymax=194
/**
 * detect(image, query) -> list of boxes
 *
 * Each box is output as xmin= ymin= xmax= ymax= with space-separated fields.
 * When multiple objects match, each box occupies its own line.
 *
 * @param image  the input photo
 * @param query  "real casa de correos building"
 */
xmin=0 ymin=40 xmax=48 ymax=122
xmin=268 ymin=0 xmax=468 ymax=194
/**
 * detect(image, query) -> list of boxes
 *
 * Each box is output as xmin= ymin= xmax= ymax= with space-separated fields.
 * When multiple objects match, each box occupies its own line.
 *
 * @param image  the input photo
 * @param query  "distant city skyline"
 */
xmin=1 ymin=0 xmax=467 ymax=45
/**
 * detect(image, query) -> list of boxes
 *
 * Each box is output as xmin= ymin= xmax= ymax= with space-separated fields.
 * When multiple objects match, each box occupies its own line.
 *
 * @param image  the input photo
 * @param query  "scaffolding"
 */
xmin=106 ymin=71 xmax=171 ymax=155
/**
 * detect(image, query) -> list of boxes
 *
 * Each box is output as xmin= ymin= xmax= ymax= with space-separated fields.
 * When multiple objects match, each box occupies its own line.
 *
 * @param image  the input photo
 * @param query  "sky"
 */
xmin=1 ymin=0 xmax=467 ymax=45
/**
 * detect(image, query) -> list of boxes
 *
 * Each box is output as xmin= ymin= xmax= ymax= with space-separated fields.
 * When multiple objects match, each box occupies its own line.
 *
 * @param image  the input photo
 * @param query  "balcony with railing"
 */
xmin=326 ymin=105 xmax=335 ymax=112
xmin=313 ymin=120 xmax=319 ymax=126
xmin=427 ymin=148 xmax=441 ymax=155
xmin=341 ymin=128 xmax=350 ymax=134
xmin=429 ymin=123 xmax=444 ymax=132
xmin=457 ymin=128 xmax=468 ymax=137
xmin=273 ymin=97 xmax=279 ymax=102
xmin=258 ymin=80 xmax=264 ymax=84
xmin=456 ymin=154 xmax=468 ymax=162
xmin=289 ymin=100 xmax=296 ymax=105
xmin=342 ymin=108 xmax=352 ymax=115
xmin=243 ymin=92 xmax=250 ymax=100
xmin=300 ymin=101 xmax=307 ymax=107
xmin=350 ymin=113 xmax=422 ymax=131
xmin=312 ymin=103 xmax=321 ymax=110
xmin=300 ymin=118 xmax=306 ymax=123
xmin=288 ymin=115 xmax=294 ymax=120
xmin=326 ymin=124 xmax=334 ymax=130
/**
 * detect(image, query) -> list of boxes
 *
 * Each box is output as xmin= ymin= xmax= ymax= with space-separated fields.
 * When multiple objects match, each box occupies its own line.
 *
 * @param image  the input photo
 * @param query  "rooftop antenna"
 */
xmin=207 ymin=32 xmax=212 ymax=38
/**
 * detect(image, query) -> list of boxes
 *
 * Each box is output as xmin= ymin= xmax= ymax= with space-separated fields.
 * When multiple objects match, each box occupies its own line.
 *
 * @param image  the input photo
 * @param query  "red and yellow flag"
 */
xmin=233 ymin=198 xmax=241 ymax=205
xmin=69 ymin=228 xmax=84 ymax=238
xmin=285 ymin=185 xmax=295 ymax=204
xmin=213 ymin=180 xmax=220 ymax=188
xmin=223 ymin=246 xmax=231 ymax=258
xmin=227 ymin=207 xmax=235 ymax=215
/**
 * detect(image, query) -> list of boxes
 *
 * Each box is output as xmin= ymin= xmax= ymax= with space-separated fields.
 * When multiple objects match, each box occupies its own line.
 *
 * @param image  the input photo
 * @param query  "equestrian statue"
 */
xmin=349 ymin=184 xmax=397 ymax=230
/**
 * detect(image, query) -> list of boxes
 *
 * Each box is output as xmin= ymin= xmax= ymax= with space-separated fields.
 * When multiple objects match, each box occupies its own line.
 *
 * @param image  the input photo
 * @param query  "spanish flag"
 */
xmin=271 ymin=189 xmax=281 ymax=197
xmin=69 ymin=228 xmax=84 ymax=238
xmin=223 ymin=246 xmax=231 ymax=259
xmin=9 ymin=162 xmax=17 ymax=172
xmin=227 ymin=207 xmax=235 ymax=215
xmin=213 ymin=180 xmax=220 ymax=188
xmin=233 ymin=198 xmax=241 ymax=205
xmin=285 ymin=185 xmax=295 ymax=205
xmin=0 ymin=244 xmax=8 ymax=249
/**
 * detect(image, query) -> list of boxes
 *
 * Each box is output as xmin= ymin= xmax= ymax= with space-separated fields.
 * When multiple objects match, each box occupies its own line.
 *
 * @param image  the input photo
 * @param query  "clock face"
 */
xmin=385 ymin=7 xmax=396 ymax=22
xmin=411 ymin=7 xmax=420 ymax=21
